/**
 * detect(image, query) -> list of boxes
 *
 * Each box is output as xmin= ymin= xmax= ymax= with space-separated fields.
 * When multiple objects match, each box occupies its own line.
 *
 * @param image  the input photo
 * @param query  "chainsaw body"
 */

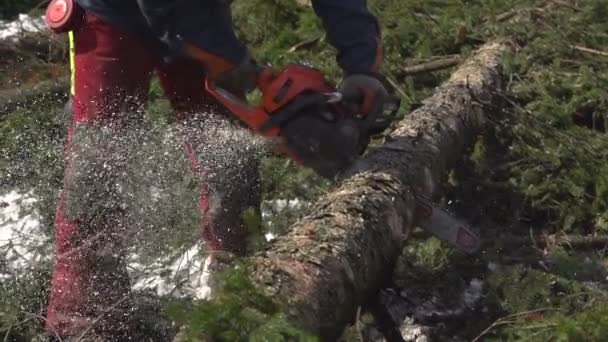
xmin=205 ymin=65 xmax=399 ymax=177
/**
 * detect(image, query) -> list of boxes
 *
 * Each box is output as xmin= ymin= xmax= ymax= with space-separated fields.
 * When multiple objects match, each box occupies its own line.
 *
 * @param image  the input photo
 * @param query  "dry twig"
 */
xmin=400 ymin=56 xmax=462 ymax=76
xmin=547 ymin=0 xmax=581 ymax=12
xmin=287 ymin=36 xmax=321 ymax=53
xmin=571 ymin=45 xmax=608 ymax=57
xmin=472 ymin=308 xmax=561 ymax=342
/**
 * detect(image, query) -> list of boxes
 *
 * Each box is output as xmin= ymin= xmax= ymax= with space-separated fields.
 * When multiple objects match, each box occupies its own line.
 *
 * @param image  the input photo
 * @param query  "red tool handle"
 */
xmin=45 ymin=0 xmax=84 ymax=33
xmin=204 ymin=78 xmax=280 ymax=136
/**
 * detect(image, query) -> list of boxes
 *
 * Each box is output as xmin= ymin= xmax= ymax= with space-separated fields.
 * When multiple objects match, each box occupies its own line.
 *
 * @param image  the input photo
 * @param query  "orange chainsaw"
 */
xmin=205 ymin=65 xmax=400 ymax=178
xmin=206 ymin=66 xmax=482 ymax=254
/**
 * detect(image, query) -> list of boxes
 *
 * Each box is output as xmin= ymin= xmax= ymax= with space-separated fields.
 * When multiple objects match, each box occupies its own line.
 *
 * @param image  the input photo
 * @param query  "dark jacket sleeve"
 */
xmin=311 ymin=0 xmax=382 ymax=75
xmin=135 ymin=0 xmax=248 ymax=65
xmin=134 ymin=0 xmax=181 ymax=54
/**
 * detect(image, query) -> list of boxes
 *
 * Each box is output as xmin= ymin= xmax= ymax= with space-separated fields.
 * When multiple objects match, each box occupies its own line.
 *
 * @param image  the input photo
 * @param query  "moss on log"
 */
xmin=248 ymin=40 xmax=514 ymax=340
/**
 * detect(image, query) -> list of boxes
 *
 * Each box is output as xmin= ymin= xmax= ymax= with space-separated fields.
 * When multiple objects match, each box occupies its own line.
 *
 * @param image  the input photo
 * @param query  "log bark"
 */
xmin=248 ymin=40 xmax=514 ymax=340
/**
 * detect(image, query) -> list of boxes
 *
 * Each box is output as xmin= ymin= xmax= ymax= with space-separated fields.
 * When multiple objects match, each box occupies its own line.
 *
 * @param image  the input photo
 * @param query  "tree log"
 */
xmin=248 ymin=40 xmax=514 ymax=340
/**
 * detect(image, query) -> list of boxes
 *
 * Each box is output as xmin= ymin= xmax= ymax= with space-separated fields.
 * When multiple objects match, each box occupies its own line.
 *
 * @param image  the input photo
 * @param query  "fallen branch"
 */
xmin=247 ymin=40 xmax=514 ymax=340
xmin=472 ymin=308 xmax=560 ymax=342
xmin=287 ymin=36 xmax=321 ymax=53
xmin=495 ymin=9 xmax=520 ymax=22
xmin=399 ymin=56 xmax=462 ymax=76
xmin=547 ymin=0 xmax=581 ymax=12
xmin=571 ymin=44 xmax=608 ymax=57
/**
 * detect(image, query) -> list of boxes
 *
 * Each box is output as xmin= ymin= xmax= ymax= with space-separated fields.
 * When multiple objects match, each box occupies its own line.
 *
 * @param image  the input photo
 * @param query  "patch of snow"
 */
xmin=399 ymin=317 xmax=430 ymax=342
xmin=0 ymin=14 xmax=47 ymax=40
xmin=463 ymin=278 xmax=484 ymax=308
xmin=264 ymin=232 xmax=276 ymax=242
xmin=1 ymin=188 xmax=294 ymax=300
xmin=261 ymin=198 xmax=310 ymax=230
xmin=129 ymin=244 xmax=212 ymax=300
xmin=1 ymin=189 xmax=213 ymax=298
xmin=261 ymin=198 xmax=307 ymax=228
xmin=195 ymin=255 xmax=214 ymax=300
xmin=0 ymin=190 xmax=50 ymax=277
xmin=149 ymin=186 xmax=162 ymax=202
xmin=262 ymin=199 xmax=304 ymax=217
xmin=272 ymin=199 xmax=303 ymax=211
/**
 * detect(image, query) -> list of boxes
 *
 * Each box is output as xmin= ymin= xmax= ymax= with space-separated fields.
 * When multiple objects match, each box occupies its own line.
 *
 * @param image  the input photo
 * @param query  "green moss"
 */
xmin=553 ymin=305 xmax=608 ymax=342
xmin=259 ymin=155 xmax=330 ymax=236
xmin=546 ymin=250 xmax=607 ymax=283
xmin=166 ymin=264 xmax=319 ymax=341
xmin=410 ymin=237 xmax=453 ymax=271
xmin=488 ymin=265 xmax=589 ymax=314
xmin=0 ymin=264 xmax=51 ymax=341
xmin=486 ymin=290 xmax=608 ymax=341
xmin=241 ymin=207 xmax=266 ymax=252
xmin=393 ymin=237 xmax=464 ymax=298
xmin=508 ymin=123 xmax=608 ymax=231
xmin=485 ymin=265 xmax=608 ymax=341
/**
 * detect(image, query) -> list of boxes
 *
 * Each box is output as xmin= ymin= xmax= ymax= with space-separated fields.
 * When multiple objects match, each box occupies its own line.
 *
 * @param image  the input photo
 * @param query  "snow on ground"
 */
xmin=0 ymin=189 xmax=212 ymax=297
xmin=0 ymin=190 xmax=50 ymax=277
xmin=262 ymin=198 xmax=307 ymax=232
xmin=0 ymin=14 xmax=46 ymax=40
xmin=129 ymin=244 xmax=213 ymax=300
xmin=462 ymin=278 xmax=484 ymax=308
xmin=0 ymin=190 xmax=303 ymax=298
xmin=131 ymin=198 xmax=307 ymax=297
xmin=262 ymin=198 xmax=304 ymax=217
xmin=399 ymin=317 xmax=430 ymax=342
xmin=264 ymin=232 xmax=276 ymax=242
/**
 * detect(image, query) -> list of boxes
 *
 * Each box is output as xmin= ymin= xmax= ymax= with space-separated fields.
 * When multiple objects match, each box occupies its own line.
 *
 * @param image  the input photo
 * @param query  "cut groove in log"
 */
xmin=248 ymin=40 xmax=514 ymax=340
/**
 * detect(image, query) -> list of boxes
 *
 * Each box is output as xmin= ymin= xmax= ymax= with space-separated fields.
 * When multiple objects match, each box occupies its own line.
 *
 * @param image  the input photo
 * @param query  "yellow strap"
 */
xmin=68 ymin=30 xmax=76 ymax=96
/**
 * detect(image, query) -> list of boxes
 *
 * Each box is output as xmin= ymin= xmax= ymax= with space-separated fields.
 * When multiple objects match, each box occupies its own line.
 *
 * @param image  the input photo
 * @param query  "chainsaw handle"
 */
xmin=204 ymin=79 xmax=280 ymax=136
xmin=340 ymin=90 xmax=401 ymax=135
xmin=366 ymin=94 xmax=401 ymax=135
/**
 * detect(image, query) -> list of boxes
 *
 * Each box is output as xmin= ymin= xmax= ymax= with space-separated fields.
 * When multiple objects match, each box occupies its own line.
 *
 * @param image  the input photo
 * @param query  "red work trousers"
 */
xmin=45 ymin=13 xmax=259 ymax=338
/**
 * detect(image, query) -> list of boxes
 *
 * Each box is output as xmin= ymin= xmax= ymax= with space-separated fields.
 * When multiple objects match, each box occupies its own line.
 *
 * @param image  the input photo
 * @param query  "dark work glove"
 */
xmin=213 ymin=54 xmax=260 ymax=99
xmin=340 ymin=73 xmax=399 ymax=136
xmin=339 ymin=73 xmax=389 ymax=116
